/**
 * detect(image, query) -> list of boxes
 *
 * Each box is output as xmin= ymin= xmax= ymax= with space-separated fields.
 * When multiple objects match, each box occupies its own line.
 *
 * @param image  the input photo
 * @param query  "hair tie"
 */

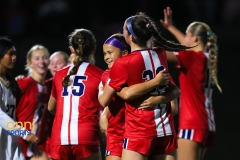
xmin=146 ymin=23 xmax=149 ymax=28
xmin=206 ymin=31 xmax=211 ymax=36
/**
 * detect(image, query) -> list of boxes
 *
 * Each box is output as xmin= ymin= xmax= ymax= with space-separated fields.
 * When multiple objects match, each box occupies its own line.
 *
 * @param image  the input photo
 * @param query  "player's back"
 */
xmin=110 ymin=48 xmax=174 ymax=138
xmin=176 ymin=50 xmax=214 ymax=130
xmin=51 ymin=62 xmax=104 ymax=145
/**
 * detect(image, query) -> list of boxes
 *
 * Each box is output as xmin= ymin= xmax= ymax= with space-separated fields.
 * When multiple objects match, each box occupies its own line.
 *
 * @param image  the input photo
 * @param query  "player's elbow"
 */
xmin=98 ymin=95 xmax=110 ymax=108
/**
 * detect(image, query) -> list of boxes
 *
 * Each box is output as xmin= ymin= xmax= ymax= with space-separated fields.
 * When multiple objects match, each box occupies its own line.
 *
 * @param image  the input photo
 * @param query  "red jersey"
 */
xmin=101 ymin=69 xmax=125 ymax=138
xmin=16 ymin=76 xmax=52 ymax=157
xmin=17 ymin=76 xmax=51 ymax=132
xmin=109 ymin=47 xmax=175 ymax=138
xmin=51 ymin=63 xmax=104 ymax=146
xmin=174 ymin=50 xmax=216 ymax=131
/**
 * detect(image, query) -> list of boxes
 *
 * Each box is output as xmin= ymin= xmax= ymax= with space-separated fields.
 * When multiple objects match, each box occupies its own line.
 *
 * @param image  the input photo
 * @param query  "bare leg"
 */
xmin=177 ymin=138 xmax=201 ymax=160
xmin=165 ymin=150 xmax=177 ymax=160
xmin=29 ymin=152 xmax=50 ymax=160
xmin=106 ymin=155 xmax=122 ymax=160
xmin=152 ymin=150 xmax=176 ymax=160
xmin=121 ymin=149 xmax=148 ymax=160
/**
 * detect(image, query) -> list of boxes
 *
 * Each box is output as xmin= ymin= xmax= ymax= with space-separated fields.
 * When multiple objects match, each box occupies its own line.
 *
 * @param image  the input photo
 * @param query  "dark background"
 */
xmin=1 ymin=0 xmax=239 ymax=159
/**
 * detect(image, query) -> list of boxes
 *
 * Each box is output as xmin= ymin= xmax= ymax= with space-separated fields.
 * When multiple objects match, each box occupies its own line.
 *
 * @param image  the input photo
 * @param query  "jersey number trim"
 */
xmin=142 ymin=65 xmax=166 ymax=94
xmin=62 ymin=76 xmax=87 ymax=96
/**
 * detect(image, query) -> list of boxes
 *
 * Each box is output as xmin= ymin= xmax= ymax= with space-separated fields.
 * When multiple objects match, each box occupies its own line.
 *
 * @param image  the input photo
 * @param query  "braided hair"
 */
xmin=62 ymin=29 xmax=96 ymax=87
xmin=126 ymin=12 xmax=198 ymax=51
xmin=188 ymin=22 xmax=222 ymax=93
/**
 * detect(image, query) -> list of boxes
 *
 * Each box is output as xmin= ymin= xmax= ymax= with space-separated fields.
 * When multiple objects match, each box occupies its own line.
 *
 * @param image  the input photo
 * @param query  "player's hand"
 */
xmin=25 ymin=133 xmax=39 ymax=143
xmin=155 ymin=69 xmax=170 ymax=86
xmin=15 ymin=75 xmax=25 ymax=81
xmin=138 ymin=96 xmax=159 ymax=110
xmin=159 ymin=6 xmax=173 ymax=29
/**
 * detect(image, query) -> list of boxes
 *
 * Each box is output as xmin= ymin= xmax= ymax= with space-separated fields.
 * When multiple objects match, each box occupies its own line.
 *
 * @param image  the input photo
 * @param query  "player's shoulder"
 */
xmin=152 ymin=46 xmax=166 ymax=53
xmin=86 ymin=63 xmax=104 ymax=74
xmin=17 ymin=76 xmax=33 ymax=85
xmin=55 ymin=65 xmax=71 ymax=77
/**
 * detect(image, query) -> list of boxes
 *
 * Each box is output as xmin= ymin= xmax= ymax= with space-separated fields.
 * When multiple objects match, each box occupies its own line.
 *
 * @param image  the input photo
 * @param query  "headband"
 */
xmin=126 ymin=16 xmax=138 ymax=39
xmin=104 ymin=36 xmax=125 ymax=50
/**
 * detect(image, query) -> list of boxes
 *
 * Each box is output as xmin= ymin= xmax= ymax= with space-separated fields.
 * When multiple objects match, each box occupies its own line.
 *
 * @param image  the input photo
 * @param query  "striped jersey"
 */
xmin=174 ymin=50 xmax=216 ymax=131
xmin=16 ymin=76 xmax=51 ymax=157
xmin=109 ymin=47 xmax=175 ymax=138
xmin=51 ymin=62 xmax=104 ymax=146
xmin=0 ymin=78 xmax=25 ymax=160
xmin=101 ymin=69 xmax=125 ymax=138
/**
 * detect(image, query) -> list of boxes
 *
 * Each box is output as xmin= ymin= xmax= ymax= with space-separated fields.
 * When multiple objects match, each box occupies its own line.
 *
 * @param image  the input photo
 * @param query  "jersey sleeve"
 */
xmin=17 ymin=78 xmax=27 ymax=94
xmin=175 ymin=50 xmax=195 ymax=70
xmin=109 ymin=58 xmax=128 ymax=91
xmin=51 ymin=73 xmax=57 ymax=98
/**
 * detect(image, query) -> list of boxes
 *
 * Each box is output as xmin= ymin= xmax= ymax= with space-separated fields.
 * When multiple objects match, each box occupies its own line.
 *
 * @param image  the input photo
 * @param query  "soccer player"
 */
xmin=48 ymin=28 xmax=103 ymax=160
xmin=0 ymin=36 xmax=38 ymax=160
xmin=99 ymin=12 xmax=194 ymax=160
xmin=16 ymin=44 xmax=51 ymax=160
xmin=49 ymin=51 xmax=69 ymax=76
xmin=159 ymin=7 xmax=222 ymax=160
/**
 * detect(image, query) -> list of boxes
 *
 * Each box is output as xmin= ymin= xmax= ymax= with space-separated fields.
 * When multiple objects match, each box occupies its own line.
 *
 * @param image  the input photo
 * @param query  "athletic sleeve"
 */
xmin=51 ymin=73 xmax=57 ymax=98
xmin=109 ymin=58 xmax=128 ymax=91
xmin=174 ymin=50 xmax=195 ymax=70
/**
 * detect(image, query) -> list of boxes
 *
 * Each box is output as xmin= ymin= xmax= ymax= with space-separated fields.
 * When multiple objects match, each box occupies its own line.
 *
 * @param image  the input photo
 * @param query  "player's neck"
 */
xmin=131 ymin=44 xmax=148 ymax=52
xmin=30 ymin=72 xmax=46 ymax=85
xmin=0 ymin=66 xmax=7 ymax=78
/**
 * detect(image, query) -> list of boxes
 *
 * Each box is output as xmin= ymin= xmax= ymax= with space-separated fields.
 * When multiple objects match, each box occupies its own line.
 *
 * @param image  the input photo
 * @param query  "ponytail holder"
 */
xmin=206 ymin=31 xmax=211 ymax=36
xmin=146 ymin=23 xmax=150 ymax=28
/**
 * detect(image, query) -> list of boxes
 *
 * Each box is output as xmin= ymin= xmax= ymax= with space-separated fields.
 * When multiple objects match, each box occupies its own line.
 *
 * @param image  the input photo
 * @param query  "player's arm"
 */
xmin=98 ymin=84 xmax=116 ymax=107
xmin=159 ymin=6 xmax=186 ymax=45
xmin=99 ymin=107 xmax=109 ymax=135
xmin=116 ymin=69 xmax=169 ymax=100
xmin=48 ymin=95 xmax=56 ymax=115
xmin=170 ymin=98 xmax=178 ymax=115
xmin=166 ymin=51 xmax=180 ymax=64
xmin=138 ymin=82 xmax=180 ymax=110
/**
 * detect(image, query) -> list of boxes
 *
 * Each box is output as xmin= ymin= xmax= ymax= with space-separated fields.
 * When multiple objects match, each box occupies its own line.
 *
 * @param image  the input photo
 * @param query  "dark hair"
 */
xmin=62 ymin=29 xmax=96 ymax=87
xmin=0 ymin=36 xmax=21 ymax=97
xmin=6 ymin=73 xmax=22 ymax=97
xmin=111 ymin=33 xmax=131 ymax=53
xmin=126 ymin=12 xmax=197 ymax=51
xmin=0 ymin=36 xmax=14 ymax=59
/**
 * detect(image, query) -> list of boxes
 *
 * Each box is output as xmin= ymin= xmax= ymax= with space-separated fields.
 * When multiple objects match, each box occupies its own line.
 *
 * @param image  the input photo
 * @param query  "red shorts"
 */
xmin=178 ymin=129 xmax=216 ymax=147
xmin=50 ymin=144 xmax=100 ymax=160
xmin=105 ymin=135 xmax=124 ymax=157
xmin=122 ymin=135 xmax=177 ymax=156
